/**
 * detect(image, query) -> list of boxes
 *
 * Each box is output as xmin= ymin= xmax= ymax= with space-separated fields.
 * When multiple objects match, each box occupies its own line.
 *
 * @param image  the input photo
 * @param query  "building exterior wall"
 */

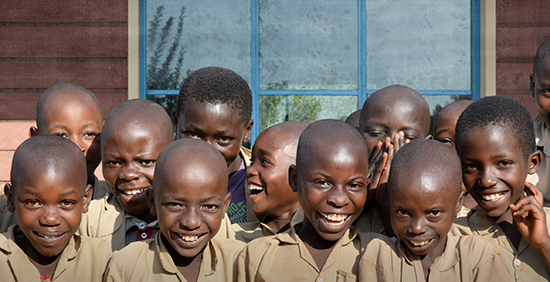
xmin=496 ymin=0 xmax=550 ymax=117
xmin=0 ymin=0 xmax=129 ymax=183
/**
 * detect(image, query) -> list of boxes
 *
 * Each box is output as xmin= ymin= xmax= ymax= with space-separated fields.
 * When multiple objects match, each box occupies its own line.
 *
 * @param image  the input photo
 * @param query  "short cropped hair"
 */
xmin=176 ymin=67 xmax=252 ymax=124
xmin=455 ymin=96 xmax=535 ymax=158
xmin=534 ymin=37 xmax=550 ymax=74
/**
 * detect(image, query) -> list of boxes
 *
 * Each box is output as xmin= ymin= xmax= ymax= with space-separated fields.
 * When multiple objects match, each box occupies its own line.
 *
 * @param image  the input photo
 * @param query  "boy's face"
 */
xmin=389 ymin=173 xmax=461 ymax=256
xmin=247 ymin=129 xmax=298 ymax=217
xmin=5 ymin=167 xmax=91 ymax=259
xmin=150 ymin=165 xmax=230 ymax=258
xmin=433 ymin=112 xmax=459 ymax=151
xmin=102 ymin=127 xmax=166 ymax=220
xmin=290 ymin=143 xmax=368 ymax=242
xmin=37 ymin=96 xmax=102 ymax=178
xmin=457 ymin=124 xmax=538 ymax=218
xmin=175 ymin=102 xmax=252 ymax=168
xmin=531 ymin=59 xmax=550 ymax=126
xmin=361 ymin=100 xmax=428 ymax=155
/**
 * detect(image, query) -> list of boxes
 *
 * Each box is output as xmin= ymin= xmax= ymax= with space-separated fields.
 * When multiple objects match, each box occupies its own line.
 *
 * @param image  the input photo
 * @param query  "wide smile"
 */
xmin=319 ymin=212 xmax=351 ymax=227
xmin=248 ymin=183 xmax=265 ymax=199
xmin=116 ymin=186 xmax=149 ymax=202
xmin=480 ymin=191 xmax=506 ymax=202
xmin=33 ymin=231 xmax=67 ymax=244
xmin=404 ymin=237 xmax=435 ymax=253
xmin=174 ymin=232 xmax=208 ymax=248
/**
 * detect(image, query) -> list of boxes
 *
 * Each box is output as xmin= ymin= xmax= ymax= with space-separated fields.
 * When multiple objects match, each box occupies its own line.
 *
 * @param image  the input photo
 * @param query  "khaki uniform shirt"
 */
xmin=451 ymin=208 xmax=550 ymax=281
xmin=104 ymin=232 xmax=245 ymax=282
xmin=359 ymin=233 xmax=508 ymax=282
xmin=527 ymin=116 xmax=550 ymax=206
xmin=237 ymin=220 xmax=382 ymax=282
xmin=92 ymin=175 xmax=110 ymax=200
xmin=0 ymin=225 xmax=111 ymax=282
xmin=354 ymin=205 xmax=386 ymax=234
xmin=78 ymin=193 xmax=158 ymax=251
xmin=231 ymin=221 xmax=276 ymax=243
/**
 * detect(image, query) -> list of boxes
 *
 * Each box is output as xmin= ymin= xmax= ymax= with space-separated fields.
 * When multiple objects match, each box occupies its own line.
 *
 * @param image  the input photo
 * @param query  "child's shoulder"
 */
xmin=104 ymin=239 xmax=153 ymax=279
xmin=78 ymin=193 xmax=124 ymax=236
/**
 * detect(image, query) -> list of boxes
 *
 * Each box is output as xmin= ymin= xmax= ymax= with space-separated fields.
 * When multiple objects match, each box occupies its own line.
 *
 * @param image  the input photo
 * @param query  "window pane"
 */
xmin=259 ymin=95 xmax=358 ymax=132
xmin=259 ymin=0 xmax=358 ymax=90
xmin=366 ymin=0 xmax=471 ymax=91
xmin=146 ymin=0 xmax=251 ymax=90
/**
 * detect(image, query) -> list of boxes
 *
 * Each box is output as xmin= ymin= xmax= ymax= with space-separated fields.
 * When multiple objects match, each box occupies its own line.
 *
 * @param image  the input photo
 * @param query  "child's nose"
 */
xmin=408 ymin=217 xmax=427 ymax=234
xmin=39 ymin=207 xmax=61 ymax=226
xmin=119 ymin=165 xmax=140 ymax=180
xmin=180 ymin=209 xmax=201 ymax=230
xmin=478 ymin=168 xmax=497 ymax=187
xmin=327 ymin=186 xmax=349 ymax=208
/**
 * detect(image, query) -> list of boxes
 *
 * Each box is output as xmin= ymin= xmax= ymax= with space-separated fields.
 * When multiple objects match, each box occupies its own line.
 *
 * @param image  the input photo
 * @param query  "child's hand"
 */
xmin=511 ymin=182 xmax=550 ymax=252
xmin=366 ymin=139 xmax=389 ymax=208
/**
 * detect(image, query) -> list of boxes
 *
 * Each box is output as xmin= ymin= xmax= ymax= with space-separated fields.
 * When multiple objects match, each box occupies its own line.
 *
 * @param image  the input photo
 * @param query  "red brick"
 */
xmin=0 ymin=151 xmax=14 ymax=182
xmin=498 ymin=92 xmax=538 ymax=119
xmin=496 ymin=62 xmax=532 ymax=92
xmin=0 ymin=91 xmax=127 ymax=120
xmin=0 ymin=26 xmax=127 ymax=59
xmin=497 ymin=0 xmax=550 ymax=27
xmin=496 ymin=27 xmax=550 ymax=62
xmin=0 ymin=121 xmax=35 ymax=151
xmin=0 ymin=61 xmax=127 ymax=90
xmin=0 ymin=0 xmax=127 ymax=23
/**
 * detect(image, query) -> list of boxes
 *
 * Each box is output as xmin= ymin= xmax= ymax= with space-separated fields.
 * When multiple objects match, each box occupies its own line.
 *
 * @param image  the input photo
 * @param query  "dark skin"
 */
xmin=5 ymin=161 xmax=92 ymax=276
xmin=30 ymin=92 xmax=103 ymax=190
xmin=148 ymin=140 xmax=230 ymax=281
xmin=531 ymin=58 xmax=550 ymax=127
xmin=458 ymin=124 xmax=544 ymax=251
xmin=174 ymin=102 xmax=253 ymax=175
xmin=289 ymin=125 xmax=369 ymax=269
xmin=247 ymin=122 xmax=306 ymax=233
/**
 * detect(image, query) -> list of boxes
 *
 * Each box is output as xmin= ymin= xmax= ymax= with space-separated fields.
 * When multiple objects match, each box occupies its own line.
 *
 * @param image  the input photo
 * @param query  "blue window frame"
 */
xmin=140 ymin=0 xmax=480 ymax=144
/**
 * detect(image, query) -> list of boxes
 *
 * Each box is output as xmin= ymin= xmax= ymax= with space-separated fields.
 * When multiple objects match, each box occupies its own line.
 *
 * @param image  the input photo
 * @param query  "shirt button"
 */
xmin=141 ymin=232 xmax=148 ymax=239
xmin=317 ymin=278 xmax=324 ymax=282
xmin=138 ymin=223 xmax=146 ymax=229
xmin=514 ymin=259 xmax=521 ymax=266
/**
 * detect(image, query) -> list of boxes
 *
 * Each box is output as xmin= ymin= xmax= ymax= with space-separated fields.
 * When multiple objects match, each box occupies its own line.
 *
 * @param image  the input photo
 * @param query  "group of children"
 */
xmin=2 ymin=39 xmax=550 ymax=281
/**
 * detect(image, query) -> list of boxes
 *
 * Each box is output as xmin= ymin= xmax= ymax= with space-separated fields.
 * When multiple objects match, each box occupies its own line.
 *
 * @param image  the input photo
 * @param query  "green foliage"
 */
xmin=147 ymin=5 xmax=188 ymax=90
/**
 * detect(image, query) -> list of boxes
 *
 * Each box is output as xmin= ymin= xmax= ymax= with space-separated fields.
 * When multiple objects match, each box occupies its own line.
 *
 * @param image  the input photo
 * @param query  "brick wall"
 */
xmin=0 ymin=0 xmax=129 ymax=183
xmin=496 ymin=0 xmax=550 ymax=117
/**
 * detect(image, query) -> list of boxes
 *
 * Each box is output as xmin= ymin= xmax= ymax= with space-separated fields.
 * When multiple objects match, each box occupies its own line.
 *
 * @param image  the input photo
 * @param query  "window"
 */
xmin=140 ymin=0 xmax=480 ymax=143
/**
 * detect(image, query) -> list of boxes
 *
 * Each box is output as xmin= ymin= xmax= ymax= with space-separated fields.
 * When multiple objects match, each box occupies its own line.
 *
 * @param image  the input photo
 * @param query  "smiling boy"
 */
xmin=228 ymin=121 xmax=308 ymax=242
xmin=79 ymin=99 xmax=174 ymax=251
xmin=174 ymin=67 xmax=255 ymax=224
xmin=528 ymin=38 xmax=550 ymax=205
xmin=104 ymin=139 xmax=245 ymax=282
xmin=238 ymin=120 xmax=382 ymax=281
xmin=359 ymin=140 xmax=507 ymax=281
xmin=355 ymin=84 xmax=431 ymax=235
xmin=1 ymin=136 xmax=111 ymax=281
xmin=452 ymin=96 xmax=550 ymax=280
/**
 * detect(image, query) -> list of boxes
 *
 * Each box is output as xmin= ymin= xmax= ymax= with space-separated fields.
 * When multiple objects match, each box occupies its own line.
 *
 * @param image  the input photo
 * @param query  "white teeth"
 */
xmin=181 ymin=235 xmax=199 ymax=242
xmin=482 ymin=192 xmax=505 ymax=202
xmin=249 ymin=184 xmax=264 ymax=192
xmin=409 ymin=239 xmax=431 ymax=247
xmin=320 ymin=213 xmax=349 ymax=226
xmin=37 ymin=233 xmax=61 ymax=239
xmin=122 ymin=188 xmax=146 ymax=195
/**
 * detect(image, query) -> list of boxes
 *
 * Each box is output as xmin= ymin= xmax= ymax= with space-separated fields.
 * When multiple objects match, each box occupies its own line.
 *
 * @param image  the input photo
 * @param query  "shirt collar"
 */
xmin=155 ymin=232 xmax=217 ymax=277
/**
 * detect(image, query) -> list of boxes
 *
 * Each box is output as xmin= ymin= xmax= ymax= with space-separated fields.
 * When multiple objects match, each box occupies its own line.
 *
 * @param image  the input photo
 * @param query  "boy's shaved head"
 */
xmin=360 ymin=85 xmax=430 ymax=135
xmin=261 ymin=121 xmax=309 ymax=158
xmin=36 ymin=82 xmax=102 ymax=131
xmin=434 ymin=100 xmax=472 ymax=129
xmin=297 ymin=119 xmax=367 ymax=168
xmin=388 ymin=139 xmax=462 ymax=197
xmin=345 ymin=109 xmax=362 ymax=130
xmin=153 ymin=138 xmax=228 ymax=196
xmin=11 ymin=135 xmax=87 ymax=189
xmin=534 ymin=37 xmax=550 ymax=74
xmin=102 ymin=99 xmax=174 ymax=147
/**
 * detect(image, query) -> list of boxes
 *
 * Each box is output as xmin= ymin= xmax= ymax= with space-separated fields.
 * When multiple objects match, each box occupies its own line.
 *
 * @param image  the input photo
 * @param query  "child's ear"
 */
xmin=289 ymin=164 xmax=298 ymax=192
xmin=455 ymin=190 xmax=465 ymax=216
xmin=82 ymin=184 xmax=93 ymax=213
xmin=242 ymin=119 xmax=254 ymax=144
xmin=29 ymin=126 xmax=38 ymax=137
xmin=528 ymin=150 xmax=542 ymax=175
xmin=530 ymin=73 xmax=536 ymax=97
xmin=223 ymin=192 xmax=232 ymax=214
xmin=4 ymin=183 xmax=15 ymax=213
xmin=146 ymin=187 xmax=156 ymax=216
